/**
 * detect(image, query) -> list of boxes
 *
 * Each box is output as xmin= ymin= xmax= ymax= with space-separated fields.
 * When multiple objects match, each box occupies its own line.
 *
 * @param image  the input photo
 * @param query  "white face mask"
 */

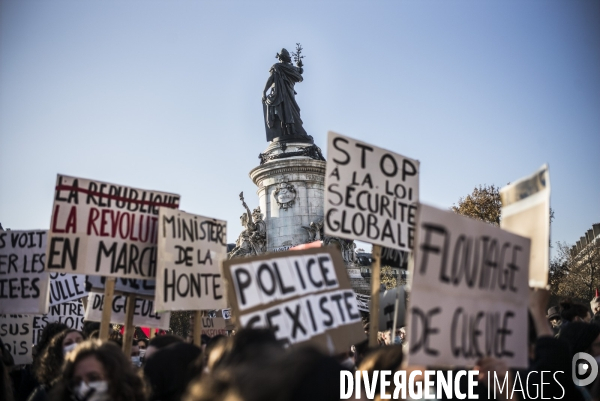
xmin=131 ymin=355 xmax=141 ymax=367
xmin=63 ymin=343 xmax=78 ymax=356
xmin=139 ymin=349 xmax=146 ymax=359
xmin=74 ymin=381 xmax=110 ymax=401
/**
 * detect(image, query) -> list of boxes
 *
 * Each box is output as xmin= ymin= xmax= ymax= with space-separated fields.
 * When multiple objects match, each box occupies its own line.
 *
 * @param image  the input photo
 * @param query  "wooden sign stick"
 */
xmin=369 ymin=245 xmax=381 ymax=347
xmin=122 ymin=295 xmax=136 ymax=357
xmin=193 ymin=310 xmax=202 ymax=346
xmin=99 ymin=277 xmax=116 ymax=341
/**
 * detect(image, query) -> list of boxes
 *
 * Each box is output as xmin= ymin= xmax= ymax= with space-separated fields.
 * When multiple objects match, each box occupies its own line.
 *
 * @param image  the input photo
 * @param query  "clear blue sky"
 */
xmin=1 ymin=1 xmax=598 ymax=257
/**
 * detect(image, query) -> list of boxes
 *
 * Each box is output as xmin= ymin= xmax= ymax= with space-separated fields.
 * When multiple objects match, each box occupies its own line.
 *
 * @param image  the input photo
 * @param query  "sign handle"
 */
xmin=193 ymin=310 xmax=202 ymax=346
xmin=369 ymin=245 xmax=381 ymax=347
xmin=99 ymin=277 xmax=116 ymax=341
xmin=122 ymin=295 xmax=136 ymax=357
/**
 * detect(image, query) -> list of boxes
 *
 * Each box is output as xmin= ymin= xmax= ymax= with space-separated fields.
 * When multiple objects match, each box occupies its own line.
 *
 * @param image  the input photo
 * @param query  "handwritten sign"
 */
xmin=0 ymin=314 xmax=34 ymax=365
xmin=200 ymin=317 xmax=227 ymax=337
xmin=0 ymin=230 xmax=49 ymax=314
xmin=407 ymin=204 xmax=530 ymax=368
xmin=46 ymin=175 xmax=180 ymax=279
xmin=86 ymin=275 xmax=155 ymax=298
xmin=49 ymin=273 xmax=87 ymax=306
xmin=155 ymin=208 xmax=227 ymax=311
xmin=355 ymin=293 xmax=370 ymax=312
xmin=84 ymin=291 xmax=170 ymax=330
xmin=500 ymin=165 xmax=550 ymax=288
xmin=324 ymin=132 xmax=419 ymax=252
xmin=221 ymin=247 xmax=364 ymax=354
xmin=33 ymin=300 xmax=84 ymax=344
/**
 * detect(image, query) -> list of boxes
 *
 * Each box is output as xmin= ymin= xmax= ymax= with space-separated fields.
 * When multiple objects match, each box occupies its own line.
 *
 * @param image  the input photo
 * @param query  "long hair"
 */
xmin=50 ymin=339 xmax=147 ymax=401
xmin=35 ymin=329 xmax=84 ymax=387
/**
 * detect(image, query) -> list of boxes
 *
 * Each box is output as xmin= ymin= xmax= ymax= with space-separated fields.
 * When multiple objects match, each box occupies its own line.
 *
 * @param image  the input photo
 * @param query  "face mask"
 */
xmin=63 ymin=343 xmax=78 ymax=355
xmin=394 ymin=336 xmax=402 ymax=345
xmin=74 ymin=381 xmax=109 ymax=401
xmin=139 ymin=349 xmax=146 ymax=359
xmin=131 ymin=356 xmax=141 ymax=367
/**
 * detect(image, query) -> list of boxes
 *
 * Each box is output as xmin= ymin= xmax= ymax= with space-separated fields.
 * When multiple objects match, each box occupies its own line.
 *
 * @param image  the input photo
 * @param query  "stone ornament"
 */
xmin=228 ymin=192 xmax=267 ymax=259
xmin=273 ymin=180 xmax=296 ymax=210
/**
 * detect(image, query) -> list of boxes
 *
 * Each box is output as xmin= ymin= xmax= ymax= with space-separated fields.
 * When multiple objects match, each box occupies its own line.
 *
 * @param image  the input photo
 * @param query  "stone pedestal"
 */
xmin=250 ymin=142 xmax=326 ymax=252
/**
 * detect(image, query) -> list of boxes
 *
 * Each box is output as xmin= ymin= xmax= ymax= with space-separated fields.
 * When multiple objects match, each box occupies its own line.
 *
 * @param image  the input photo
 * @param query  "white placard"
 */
xmin=32 ymin=300 xmax=85 ymax=344
xmin=324 ymin=132 xmax=419 ymax=252
xmin=0 ymin=314 xmax=34 ymax=365
xmin=46 ymin=174 xmax=180 ymax=279
xmin=0 ymin=230 xmax=49 ymax=314
xmin=155 ymin=208 xmax=227 ymax=311
xmin=84 ymin=291 xmax=170 ymax=330
xmin=500 ymin=165 xmax=550 ymax=288
xmin=407 ymin=204 xmax=530 ymax=369
xmin=200 ymin=317 xmax=227 ymax=337
xmin=355 ymin=293 xmax=370 ymax=312
xmin=86 ymin=275 xmax=155 ymax=298
xmin=49 ymin=273 xmax=87 ymax=306
xmin=222 ymin=248 xmax=364 ymax=354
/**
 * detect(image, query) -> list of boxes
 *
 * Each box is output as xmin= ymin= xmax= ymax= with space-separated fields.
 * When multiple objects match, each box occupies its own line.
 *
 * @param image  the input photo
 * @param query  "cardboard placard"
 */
xmin=155 ymin=208 xmax=227 ymax=311
xmin=0 ymin=230 xmax=49 ymax=314
xmin=0 ymin=314 xmax=34 ymax=365
xmin=46 ymin=174 xmax=180 ymax=279
xmin=324 ymin=132 xmax=419 ymax=252
xmin=84 ymin=291 xmax=170 ymax=330
xmin=200 ymin=317 xmax=227 ymax=337
xmin=49 ymin=273 xmax=87 ymax=306
xmin=32 ymin=300 xmax=85 ymax=344
xmin=86 ymin=275 xmax=155 ymax=298
xmin=500 ymin=165 xmax=550 ymax=288
xmin=407 ymin=204 xmax=530 ymax=368
xmin=221 ymin=247 xmax=365 ymax=354
xmin=380 ymin=247 xmax=409 ymax=269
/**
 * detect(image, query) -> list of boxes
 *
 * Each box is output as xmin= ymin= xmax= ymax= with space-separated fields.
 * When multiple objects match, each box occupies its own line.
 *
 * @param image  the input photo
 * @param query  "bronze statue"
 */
xmin=262 ymin=44 xmax=312 ymax=143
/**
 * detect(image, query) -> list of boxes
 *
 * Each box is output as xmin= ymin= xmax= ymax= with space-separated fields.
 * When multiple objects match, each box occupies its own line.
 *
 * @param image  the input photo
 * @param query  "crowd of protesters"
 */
xmin=2 ymin=289 xmax=600 ymax=401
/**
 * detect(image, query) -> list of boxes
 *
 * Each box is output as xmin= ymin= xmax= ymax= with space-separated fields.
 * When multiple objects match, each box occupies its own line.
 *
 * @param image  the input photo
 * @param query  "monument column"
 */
xmin=250 ymin=141 xmax=326 ymax=252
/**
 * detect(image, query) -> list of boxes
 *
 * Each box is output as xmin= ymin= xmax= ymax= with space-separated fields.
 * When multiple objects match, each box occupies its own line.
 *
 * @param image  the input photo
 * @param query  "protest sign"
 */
xmin=346 ymin=268 xmax=362 ymax=279
xmin=380 ymin=247 xmax=409 ymax=269
xmin=355 ymin=293 xmax=370 ymax=312
xmin=221 ymin=247 xmax=364 ymax=354
xmin=155 ymin=208 xmax=227 ymax=311
xmin=378 ymin=287 xmax=405 ymax=331
xmin=46 ymin=174 xmax=180 ymax=280
xmin=85 ymin=291 xmax=170 ymax=330
xmin=86 ymin=275 xmax=155 ymax=298
xmin=0 ymin=230 xmax=49 ymax=314
xmin=49 ymin=273 xmax=87 ymax=306
xmin=500 ymin=165 xmax=550 ymax=288
xmin=0 ymin=314 xmax=34 ymax=365
xmin=324 ymin=131 xmax=419 ymax=252
xmin=32 ymin=300 xmax=84 ymax=344
xmin=200 ymin=317 xmax=227 ymax=337
xmin=407 ymin=204 xmax=530 ymax=368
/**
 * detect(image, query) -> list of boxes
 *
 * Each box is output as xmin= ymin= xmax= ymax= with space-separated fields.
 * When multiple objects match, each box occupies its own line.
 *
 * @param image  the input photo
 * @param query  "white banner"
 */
xmin=0 ymin=230 xmax=49 ymax=314
xmin=155 ymin=208 xmax=227 ymax=311
xmin=407 ymin=204 xmax=530 ymax=368
xmin=0 ymin=314 xmax=34 ymax=365
xmin=32 ymin=300 xmax=85 ymax=344
xmin=84 ymin=291 xmax=170 ymax=330
xmin=46 ymin=174 xmax=180 ymax=279
xmin=324 ymin=132 xmax=419 ymax=252
xmin=500 ymin=165 xmax=550 ymax=288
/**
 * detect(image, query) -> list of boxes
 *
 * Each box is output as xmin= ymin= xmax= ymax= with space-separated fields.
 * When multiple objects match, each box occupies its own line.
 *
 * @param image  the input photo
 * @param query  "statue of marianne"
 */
xmin=262 ymin=46 xmax=312 ymax=143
